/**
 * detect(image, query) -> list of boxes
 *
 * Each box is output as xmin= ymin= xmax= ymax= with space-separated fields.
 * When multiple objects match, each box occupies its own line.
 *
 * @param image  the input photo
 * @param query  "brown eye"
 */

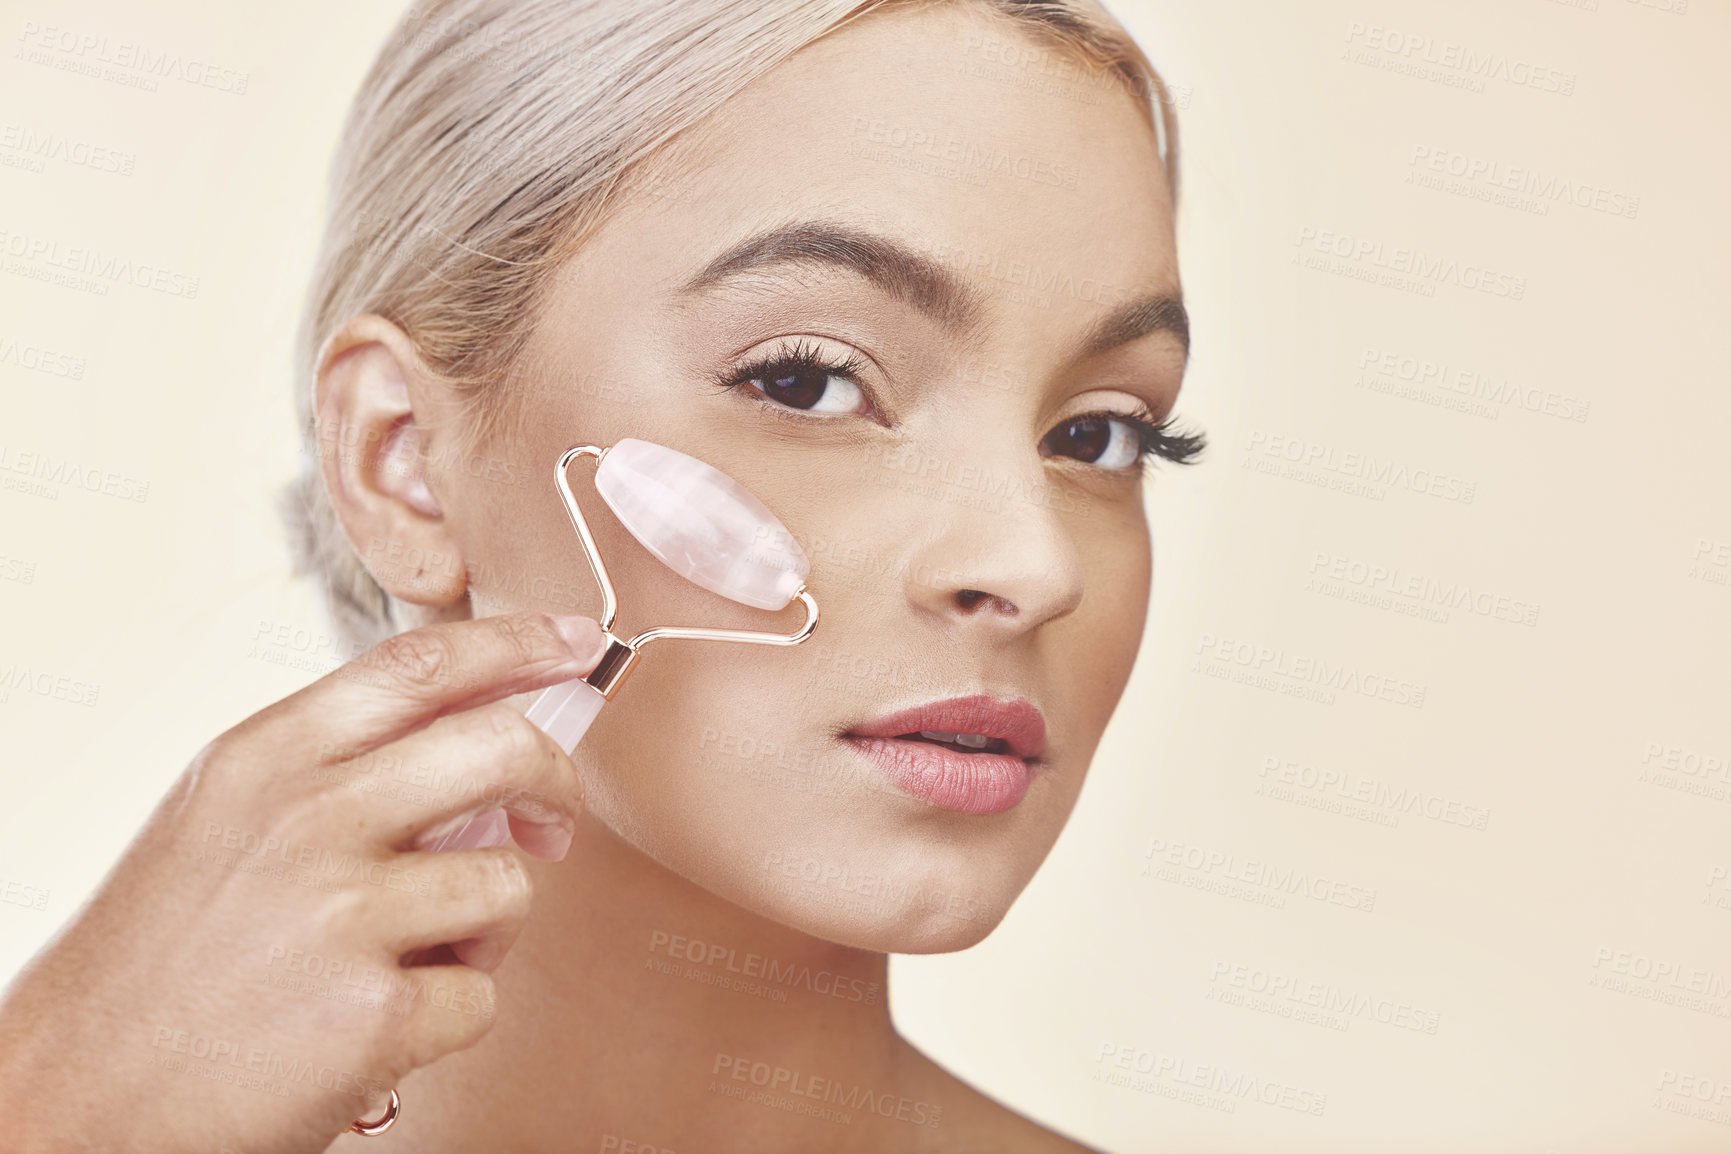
xmin=726 ymin=339 xmax=871 ymax=416
xmin=1041 ymin=415 xmax=1143 ymax=470
xmin=748 ymin=364 xmax=865 ymax=413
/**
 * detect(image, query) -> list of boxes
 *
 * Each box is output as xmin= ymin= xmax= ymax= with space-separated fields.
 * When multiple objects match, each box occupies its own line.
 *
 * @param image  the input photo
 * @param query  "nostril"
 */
xmin=956 ymin=589 xmax=1016 ymax=614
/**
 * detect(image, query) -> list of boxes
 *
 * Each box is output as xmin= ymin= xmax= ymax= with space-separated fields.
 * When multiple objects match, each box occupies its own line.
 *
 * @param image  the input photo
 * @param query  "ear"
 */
xmin=313 ymin=315 xmax=469 ymax=612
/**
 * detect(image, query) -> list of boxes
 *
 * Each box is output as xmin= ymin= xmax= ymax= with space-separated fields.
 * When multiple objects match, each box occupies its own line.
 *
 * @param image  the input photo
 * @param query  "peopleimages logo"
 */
xmin=1342 ymin=21 xmax=1577 ymax=96
xmin=1355 ymin=345 xmax=1590 ymax=424
xmin=1243 ymin=428 xmax=1477 ymax=504
xmin=0 ymin=227 xmax=199 ymax=299
xmin=0 ymin=333 xmax=86 ymax=379
xmin=1407 ymin=145 xmax=1640 ymax=220
xmin=0 ymin=877 xmax=49 ymax=911
xmin=1093 ymin=1043 xmax=1328 ymax=1116
xmin=848 ymin=115 xmax=1081 ymax=191
xmin=1307 ymin=549 xmax=1540 ymax=628
xmin=1192 ymin=630 xmax=1428 ymax=709
xmin=1208 ymin=961 xmax=1443 ymax=1034
xmin=1257 ymin=755 xmax=1492 ymax=831
xmin=148 ymin=1027 xmax=387 ymax=1096
xmin=709 ymin=1053 xmax=943 ymax=1128
xmin=1292 ymin=227 xmax=1527 ymax=300
xmin=1589 ymin=946 xmax=1731 ymax=1006
xmin=647 ymin=930 xmax=880 ymax=1005
xmin=1142 ymin=838 xmax=1379 ymax=913
xmin=14 ymin=21 xmax=249 ymax=93
xmin=0 ymin=122 xmax=135 ymax=175
xmin=0 ymin=663 xmax=100 ymax=707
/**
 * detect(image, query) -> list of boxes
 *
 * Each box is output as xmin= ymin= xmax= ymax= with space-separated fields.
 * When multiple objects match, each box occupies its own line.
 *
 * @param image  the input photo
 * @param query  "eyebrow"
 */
xmin=1076 ymin=292 xmax=1190 ymax=363
xmin=679 ymin=220 xmax=1189 ymax=361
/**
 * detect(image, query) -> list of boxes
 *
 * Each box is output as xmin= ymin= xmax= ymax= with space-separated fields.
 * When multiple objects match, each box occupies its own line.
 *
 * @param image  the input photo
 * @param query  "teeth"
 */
xmin=918 ymin=730 xmax=992 ymax=749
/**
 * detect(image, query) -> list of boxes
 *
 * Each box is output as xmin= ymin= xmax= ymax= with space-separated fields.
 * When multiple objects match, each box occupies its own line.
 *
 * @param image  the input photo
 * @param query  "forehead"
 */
xmin=598 ymin=2 xmax=1178 ymax=324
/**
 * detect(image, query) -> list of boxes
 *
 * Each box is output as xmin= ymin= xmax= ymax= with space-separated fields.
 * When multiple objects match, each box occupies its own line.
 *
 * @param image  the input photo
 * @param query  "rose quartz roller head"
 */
xmin=522 ymin=438 xmax=819 ymax=754
xmin=381 ymin=439 xmax=820 ymax=1130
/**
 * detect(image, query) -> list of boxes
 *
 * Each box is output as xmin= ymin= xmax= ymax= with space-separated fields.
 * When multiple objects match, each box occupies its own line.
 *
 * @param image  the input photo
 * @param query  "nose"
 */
xmin=899 ymin=474 xmax=1086 ymax=638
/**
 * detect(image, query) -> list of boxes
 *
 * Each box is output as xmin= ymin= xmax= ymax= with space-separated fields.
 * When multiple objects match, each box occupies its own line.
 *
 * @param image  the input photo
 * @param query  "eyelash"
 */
xmin=1067 ymin=406 xmax=1209 ymax=469
xmin=711 ymin=340 xmax=1208 ymax=471
xmin=712 ymin=338 xmax=869 ymax=400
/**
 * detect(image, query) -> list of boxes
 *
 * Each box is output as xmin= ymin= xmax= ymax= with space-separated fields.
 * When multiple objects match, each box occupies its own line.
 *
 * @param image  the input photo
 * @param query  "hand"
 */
xmin=0 ymin=612 xmax=606 ymax=1153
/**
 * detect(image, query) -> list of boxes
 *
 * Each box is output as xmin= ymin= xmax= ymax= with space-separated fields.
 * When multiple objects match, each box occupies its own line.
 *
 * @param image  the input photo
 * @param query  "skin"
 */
xmin=0 ymin=4 xmax=1187 ymax=1152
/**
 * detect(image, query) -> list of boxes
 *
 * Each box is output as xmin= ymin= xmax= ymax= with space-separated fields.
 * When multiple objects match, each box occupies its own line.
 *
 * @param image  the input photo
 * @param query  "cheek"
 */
xmin=439 ymin=431 xmax=603 ymax=619
xmin=570 ymin=625 xmax=834 ymax=844
xmin=1110 ymin=531 xmax=1154 ymax=666
xmin=1069 ymin=510 xmax=1153 ymax=718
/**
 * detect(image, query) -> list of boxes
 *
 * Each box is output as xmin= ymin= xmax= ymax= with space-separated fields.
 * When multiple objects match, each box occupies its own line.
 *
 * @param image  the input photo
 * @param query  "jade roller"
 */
xmin=359 ymin=446 xmax=818 ymax=1135
xmin=417 ymin=439 xmax=816 ymax=856
xmin=524 ymin=438 xmax=819 ymax=752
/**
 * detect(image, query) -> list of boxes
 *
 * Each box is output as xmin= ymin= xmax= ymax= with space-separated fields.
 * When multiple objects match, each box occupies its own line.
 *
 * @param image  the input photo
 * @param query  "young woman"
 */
xmin=0 ymin=0 xmax=1201 ymax=1149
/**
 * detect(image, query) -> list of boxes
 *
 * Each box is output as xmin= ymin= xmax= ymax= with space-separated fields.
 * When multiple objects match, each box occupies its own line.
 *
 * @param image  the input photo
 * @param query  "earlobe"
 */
xmin=314 ymin=316 xmax=468 ymax=608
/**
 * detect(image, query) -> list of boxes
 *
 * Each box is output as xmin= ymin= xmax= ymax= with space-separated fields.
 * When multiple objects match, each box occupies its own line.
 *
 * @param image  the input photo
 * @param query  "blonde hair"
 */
xmin=282 ymin=0 xmax=1182 ymax=649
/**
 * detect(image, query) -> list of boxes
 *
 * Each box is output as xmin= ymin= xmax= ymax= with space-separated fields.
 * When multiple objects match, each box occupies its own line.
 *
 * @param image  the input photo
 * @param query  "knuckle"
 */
xmin=181 ymin=730 xmax=240 ymax=790
xmin=400 ymin=1029 xmax=441 ymax=1074
xmin=476 ymin=712 xmax=568 ymax=822
xmin=193 ymin=717 xmax=286 ymax=788
xmin=490 ymin=611 xmax=559 ymax=667
xmin=408 ymin=974 xmax=497 ymax=1062
xmin=478 ymin=848 xmax=533 ymax=912
xmin=479 ymin=703 xmax=541 ymax=766
xmin=303 ymin=883 xmax=373 ymax=941
xmin=369 ymin=628 xmax=462 ymax=692
xmin=403 ymin=1011 xmax=470 ymax=1068
xmin=174 ymin=747 xmax=329 ymax=850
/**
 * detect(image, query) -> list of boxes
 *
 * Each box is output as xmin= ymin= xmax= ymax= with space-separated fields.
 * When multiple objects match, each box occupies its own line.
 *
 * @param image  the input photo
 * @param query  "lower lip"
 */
xmin=842 ymin=736 xmax=1032 ymax=815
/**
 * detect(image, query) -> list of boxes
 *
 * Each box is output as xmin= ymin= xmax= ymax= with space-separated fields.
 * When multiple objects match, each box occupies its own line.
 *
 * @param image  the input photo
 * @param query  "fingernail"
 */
xmin=451 ymin=936 xmax=506 ymax=973
xmin=550 ymin=615 xmax=606 ymax=665
xmin=514 ymin=819 xmax=575 ymax=862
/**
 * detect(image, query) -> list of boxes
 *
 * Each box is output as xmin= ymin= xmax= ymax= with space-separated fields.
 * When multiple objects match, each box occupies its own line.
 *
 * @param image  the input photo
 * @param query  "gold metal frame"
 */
xmin=351 ymin=444 xmax=817 ymax=1139
xmin=553 ymin=444 xmax=819 ymax=698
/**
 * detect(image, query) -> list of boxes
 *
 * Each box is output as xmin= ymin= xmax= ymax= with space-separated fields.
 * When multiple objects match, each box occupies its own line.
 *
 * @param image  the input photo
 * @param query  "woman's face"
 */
xmin=447 ymin=2 xmax=1186 ymax=952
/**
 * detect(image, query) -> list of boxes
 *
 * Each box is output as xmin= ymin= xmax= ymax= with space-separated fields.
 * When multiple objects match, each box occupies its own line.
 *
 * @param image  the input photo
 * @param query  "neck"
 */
xmin=410 ymin=809 xmax=911 ymax=1151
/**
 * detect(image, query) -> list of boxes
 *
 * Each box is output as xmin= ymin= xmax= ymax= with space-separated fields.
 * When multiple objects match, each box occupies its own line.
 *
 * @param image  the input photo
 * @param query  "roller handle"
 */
xmin=417 ymin=679 xmax=603 ymax=859
xmin=522 ymin=678 xmax=608 ymax=755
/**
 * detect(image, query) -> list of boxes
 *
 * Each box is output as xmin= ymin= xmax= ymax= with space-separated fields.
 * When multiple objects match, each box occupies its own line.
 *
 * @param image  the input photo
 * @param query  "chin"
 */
xmin=729 ymin=820 xmax=1053 ymax=953
xmin=761 ymin=885 xmax=1015 ymax=955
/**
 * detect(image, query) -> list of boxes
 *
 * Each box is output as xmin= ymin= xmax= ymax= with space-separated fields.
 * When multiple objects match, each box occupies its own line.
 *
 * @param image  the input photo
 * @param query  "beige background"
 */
xmin=2 ymin=0 xmax=1726 ymax=1150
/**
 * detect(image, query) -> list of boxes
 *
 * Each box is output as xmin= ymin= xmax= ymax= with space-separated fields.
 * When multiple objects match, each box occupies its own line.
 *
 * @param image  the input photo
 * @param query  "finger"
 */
xmin=399 ymin=933 xmax=522 ymax=973
xmin=422 ymin=805 xmax=572 ymax=861
xmin=397 ymin=963 xmax=500 ymax=1069
xmin=278 ymin=611 xmax=607 ymax=758
xmin=448 ymin=929 xmax=521 ymax=974
xmin=374 ymin=847 xmax=534 ymax=957
xmin=318 ymin=702 xmax=583 ymax=856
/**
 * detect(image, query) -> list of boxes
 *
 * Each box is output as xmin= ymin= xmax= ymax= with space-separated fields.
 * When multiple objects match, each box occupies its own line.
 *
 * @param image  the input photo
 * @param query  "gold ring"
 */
xmin=350 ymin=1088 xmax=400 ymax=1137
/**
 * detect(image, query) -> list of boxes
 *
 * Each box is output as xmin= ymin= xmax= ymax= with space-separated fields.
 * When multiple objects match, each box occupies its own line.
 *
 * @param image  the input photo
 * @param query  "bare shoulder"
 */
xmin=899 ymin=1041 xmax=1114 ymax=1154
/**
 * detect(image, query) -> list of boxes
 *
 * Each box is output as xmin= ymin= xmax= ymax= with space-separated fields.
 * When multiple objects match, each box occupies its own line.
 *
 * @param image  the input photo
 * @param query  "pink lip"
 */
xmin=841 ymin=695 xmax=1046 ymax=816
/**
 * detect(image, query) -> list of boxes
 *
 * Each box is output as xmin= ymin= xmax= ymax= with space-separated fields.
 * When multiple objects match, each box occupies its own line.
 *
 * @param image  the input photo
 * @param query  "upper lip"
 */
xmin=843 ymin=695 xmax=1047 ymax=760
